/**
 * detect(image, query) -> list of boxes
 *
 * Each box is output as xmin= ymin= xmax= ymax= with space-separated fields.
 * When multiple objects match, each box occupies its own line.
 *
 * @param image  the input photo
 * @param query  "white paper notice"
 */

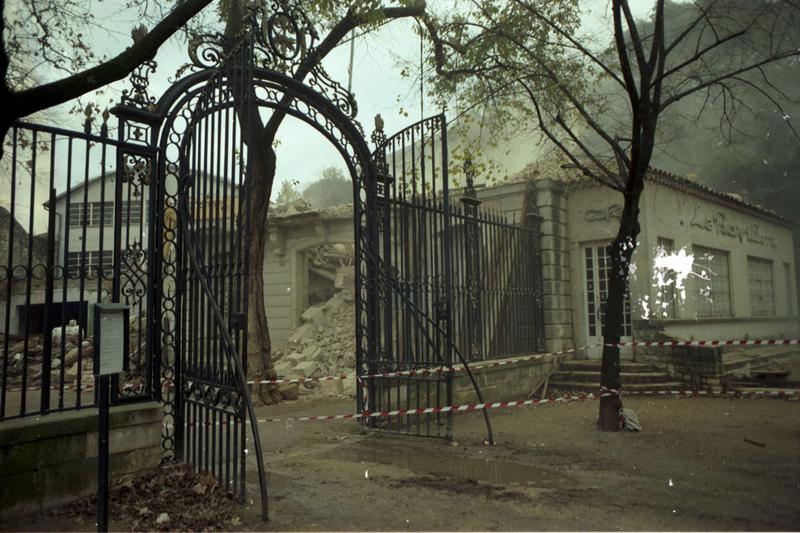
xmin=100 ymin=313 xmax=125 ymax=375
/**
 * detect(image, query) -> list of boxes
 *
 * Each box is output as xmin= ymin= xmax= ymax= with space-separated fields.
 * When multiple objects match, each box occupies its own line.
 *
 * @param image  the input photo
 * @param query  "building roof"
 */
xmin=50 ymin=171 xmax=115 ymax=204
xmin=645 ymin=168 xmax=791 ymax=227
xmin=50 ymin=171 xmax=241 ymax=205
xmin=557 ymin=165 xmax=791 ymax=227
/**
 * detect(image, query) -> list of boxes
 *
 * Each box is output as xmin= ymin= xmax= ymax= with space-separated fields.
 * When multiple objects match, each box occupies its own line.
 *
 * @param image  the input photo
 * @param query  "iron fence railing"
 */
xmin=449 ymin=203 xmax=544 ymax=361
xmin=380 ymin=195 xmax=544 ymax=365
xmin=0 ymin=121 xmax=156 ymax=420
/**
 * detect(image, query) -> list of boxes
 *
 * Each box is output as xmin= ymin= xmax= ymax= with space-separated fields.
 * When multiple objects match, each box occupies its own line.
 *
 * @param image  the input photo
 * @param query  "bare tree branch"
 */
xmin=659 ymin=49 xmax=800 ymax=110
xmin=2 ymin=0 xmax=214 ymax=124
xmin=659 ymin=28 xmax=748 ymax=84
xmin=519 ymin=81 xmax=625 ymax=192
xmin=620 ymin=0 xmax=647 ymax=73
xmin=263 ymin=1 xmax=427 ymax=139
xmin=664 ymin=0 xmax=717 ymax=56
xmin=612 ymin=1 xmax=640 ymax=104
xmin=509 ymin=0 xmax=626 ymax=89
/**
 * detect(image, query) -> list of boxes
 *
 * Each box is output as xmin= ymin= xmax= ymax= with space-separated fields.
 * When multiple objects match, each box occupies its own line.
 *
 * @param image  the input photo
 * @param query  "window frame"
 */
xmin=747 ymin=256 xmax=775 ymax=317
xmin=693 ymin=245 xmax=732 ymax=318
xmin=654 ymin=237 xmax=677 ymax=319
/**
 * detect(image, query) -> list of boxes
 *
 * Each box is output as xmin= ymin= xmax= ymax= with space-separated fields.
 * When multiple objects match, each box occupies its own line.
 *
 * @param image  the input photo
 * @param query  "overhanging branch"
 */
xmin=4 ymin=0 xmax=214 ymax=121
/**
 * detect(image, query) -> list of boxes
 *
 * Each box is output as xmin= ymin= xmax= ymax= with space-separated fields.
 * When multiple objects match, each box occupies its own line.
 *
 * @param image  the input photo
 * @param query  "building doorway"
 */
xmin=582 ymin=243 xmax=632 ymax=359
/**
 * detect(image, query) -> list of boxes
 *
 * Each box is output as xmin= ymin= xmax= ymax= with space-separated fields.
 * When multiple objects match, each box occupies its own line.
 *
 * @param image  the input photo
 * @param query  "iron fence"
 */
xmin=362 ymin=115 xmax=544 ymax=440
xmin=449 ymin=202 xmax=545 ymax=361
xmin=0 ymin=121 xmax=156 ymax=420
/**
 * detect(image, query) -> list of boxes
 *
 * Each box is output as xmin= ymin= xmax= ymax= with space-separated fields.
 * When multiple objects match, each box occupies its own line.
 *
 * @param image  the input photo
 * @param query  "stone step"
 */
xmin=551 ymin=370 xmax=673 ymax=384
xmin=560 ymin=360 xmax=659 ymax=373
xmin=722 ymin=347 xmax=800 ymax=371
xmin=548 ymin=381 xmax=687 ymax=393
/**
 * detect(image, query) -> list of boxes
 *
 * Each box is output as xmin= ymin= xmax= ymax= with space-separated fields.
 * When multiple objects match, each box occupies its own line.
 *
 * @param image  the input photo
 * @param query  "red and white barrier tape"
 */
xmin=266 ymin=388 xmax=799 ymax=422
xmin=246 ymin=374 xmax=351 ymax=386
xmin=622 ymin=388 xmax=800 ymax=399
xmin=7 ymin=382 xmax=97 ymax=393
xmin=177 ymin=387 xmax=800 ymax=426
xmin=7 ymin=337 xmax=800 ymax=393
xmin=244 ymin=347 xmax=582 ymax=386
xmin=350 ymin=339 xmax=800 ymax=379
xmin=5 ymin=382 xmax=149 ymax=393
xmin=258 ymin=395 xmax=587 ymax=423
xmin=355 ymin=347 xmax=586 ymax=382
xmin=179 ymin=394 xmax=590 ymax=426
xmin=613 ymin=338 xmax=800 ymax=347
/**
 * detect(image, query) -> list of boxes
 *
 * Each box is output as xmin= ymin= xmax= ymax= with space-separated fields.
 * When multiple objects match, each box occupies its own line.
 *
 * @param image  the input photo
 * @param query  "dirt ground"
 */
xmin=8 ymin=394 xmax=800 ymax=531
xmin=238 ymin=394 xmax=800 ymax=531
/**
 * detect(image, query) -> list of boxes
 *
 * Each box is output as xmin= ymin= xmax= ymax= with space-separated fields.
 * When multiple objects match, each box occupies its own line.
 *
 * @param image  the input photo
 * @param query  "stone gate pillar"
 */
xmin=532 ymin=179 xmax=574 ymax=353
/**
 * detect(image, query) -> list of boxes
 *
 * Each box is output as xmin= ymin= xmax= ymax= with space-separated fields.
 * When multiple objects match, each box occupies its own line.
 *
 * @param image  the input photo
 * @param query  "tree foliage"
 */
xmin=275 ymin=178 xmax=301 ymax=205
xmin=0 ymin=0 xmax=215 ymax=136
xmin=302 ymin=166 xmax=351 ymax=208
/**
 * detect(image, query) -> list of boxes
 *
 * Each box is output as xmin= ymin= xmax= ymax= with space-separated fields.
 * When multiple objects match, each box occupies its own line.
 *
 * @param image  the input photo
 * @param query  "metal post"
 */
xmin=41 ymin=187 xmax=57 ymax=414
xmin=460 ymin=156 xmax=482 ymax=361
xmin=525 ymin=184 xmax=545 ymax=352
xmin=440 ymin=117 xmax=455 ymax=441
xmin=97 ymin=374 xmax=110 ymax=533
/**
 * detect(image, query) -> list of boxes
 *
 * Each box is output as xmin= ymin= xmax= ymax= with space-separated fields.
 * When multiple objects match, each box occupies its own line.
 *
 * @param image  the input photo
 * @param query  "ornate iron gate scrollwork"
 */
xmin=146 ymin=2 xmax=376 ymax=520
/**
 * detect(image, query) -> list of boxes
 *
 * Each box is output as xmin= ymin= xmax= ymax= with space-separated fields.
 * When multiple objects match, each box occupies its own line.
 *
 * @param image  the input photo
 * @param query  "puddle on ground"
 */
xmin=324 ymin=446 xmax=575 ymax=488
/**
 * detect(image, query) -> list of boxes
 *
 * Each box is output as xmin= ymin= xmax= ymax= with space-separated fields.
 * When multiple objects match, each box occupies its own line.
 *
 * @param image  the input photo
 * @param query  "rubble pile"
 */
xmin=273 ymin=288 xmax=357 ymax=399
xmin=0 ymin=322 xmax=95 ymax=389
xmin=1 ymin=317 xmax=145 ymax=391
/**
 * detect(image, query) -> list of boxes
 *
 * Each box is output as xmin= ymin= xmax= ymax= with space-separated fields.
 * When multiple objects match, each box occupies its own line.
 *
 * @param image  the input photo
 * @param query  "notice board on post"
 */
xmin=93 ymin=303 xmax=130 ymax=376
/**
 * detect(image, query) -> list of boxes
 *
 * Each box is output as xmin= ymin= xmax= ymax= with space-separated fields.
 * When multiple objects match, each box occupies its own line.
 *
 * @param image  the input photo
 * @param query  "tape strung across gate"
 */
xmin=249 ymin=387 xmax=799 ymax=424
xmin=178 ymin=387 xmax=799 ymax=427
xmin=11 ymin=337 xmax=800 ymax=393
xmin=244 ymin=337 xmax=800 ymax=387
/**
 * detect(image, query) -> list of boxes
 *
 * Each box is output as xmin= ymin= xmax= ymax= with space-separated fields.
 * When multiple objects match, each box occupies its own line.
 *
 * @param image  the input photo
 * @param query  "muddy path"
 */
xmin=240 ymin=395 xmax=800 ymax=531
xmin=8 ymin=395 xmax=797 ymax=531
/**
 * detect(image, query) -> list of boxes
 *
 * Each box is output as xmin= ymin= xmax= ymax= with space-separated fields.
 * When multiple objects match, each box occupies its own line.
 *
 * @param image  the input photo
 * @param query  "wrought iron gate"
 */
xmin=145 ymin=4 xmax=376 ymax=520
xmin=359 ymin=116 xmax=462 ymax=440
xmin=0 ymin=120 xmax=157 ymax=420
xmin=358 ymin=118 xmax=545 ymax=441
xmin=1 ymin=7 xmax=544 ymax=522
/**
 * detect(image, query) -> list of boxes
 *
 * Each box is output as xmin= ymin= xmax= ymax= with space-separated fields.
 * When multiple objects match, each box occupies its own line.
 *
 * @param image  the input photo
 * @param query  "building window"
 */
xmin=67 ymin=203 xmax=86 ymax=228
xmin=94 ymin=202 xmax=114 ymax=227
xmin=120 ymin=200 xmax=145 ymax=225
xmin=584 ymin=245 xmax=632 ymax=337
xmin=68 ymin=201 xmax=113 ymax=228
xmin=693 ymin=245 xmax=732 ymax=317
xmin=745 ymin=256 xmax=774 ymax=317
xmin=654 ymin=237 xmax=677 ymax=319
xmin=66 ymin=250 xmax=113 ymax=275
xmin=785 ymin=263 xmax=795 ymax=316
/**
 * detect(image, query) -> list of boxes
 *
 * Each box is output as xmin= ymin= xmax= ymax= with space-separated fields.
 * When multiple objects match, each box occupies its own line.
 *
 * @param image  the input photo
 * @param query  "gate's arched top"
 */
xmin=176 ymin=1 xmax=358 ymax=119
xmin=154 ymin=66 xmax=371 ymax=185
xmin=137 ymin=0 xmax=372 ymax=176
xmin=113 ymin=1 xmax=362 ymax=151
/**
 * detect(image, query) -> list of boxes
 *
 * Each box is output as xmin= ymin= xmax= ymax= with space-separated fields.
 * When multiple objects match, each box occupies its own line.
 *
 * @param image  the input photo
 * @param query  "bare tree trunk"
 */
xmin=245 ymin=146 xmax=281 ymax=404
xmin=598 ymin=177 xmax=643 ymax=431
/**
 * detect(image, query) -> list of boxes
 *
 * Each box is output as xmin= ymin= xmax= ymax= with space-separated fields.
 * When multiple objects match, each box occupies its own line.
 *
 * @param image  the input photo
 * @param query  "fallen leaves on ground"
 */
xmin=55 ymin=464 xmax=240 ymax=531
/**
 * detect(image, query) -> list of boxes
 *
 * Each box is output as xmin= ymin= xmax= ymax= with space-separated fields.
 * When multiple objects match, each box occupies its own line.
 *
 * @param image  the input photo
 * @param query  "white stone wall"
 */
xmin=532 ymin=180 xmax=575 ymax=353
xmin=565 ymin=177 xmax=798 ymax=357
